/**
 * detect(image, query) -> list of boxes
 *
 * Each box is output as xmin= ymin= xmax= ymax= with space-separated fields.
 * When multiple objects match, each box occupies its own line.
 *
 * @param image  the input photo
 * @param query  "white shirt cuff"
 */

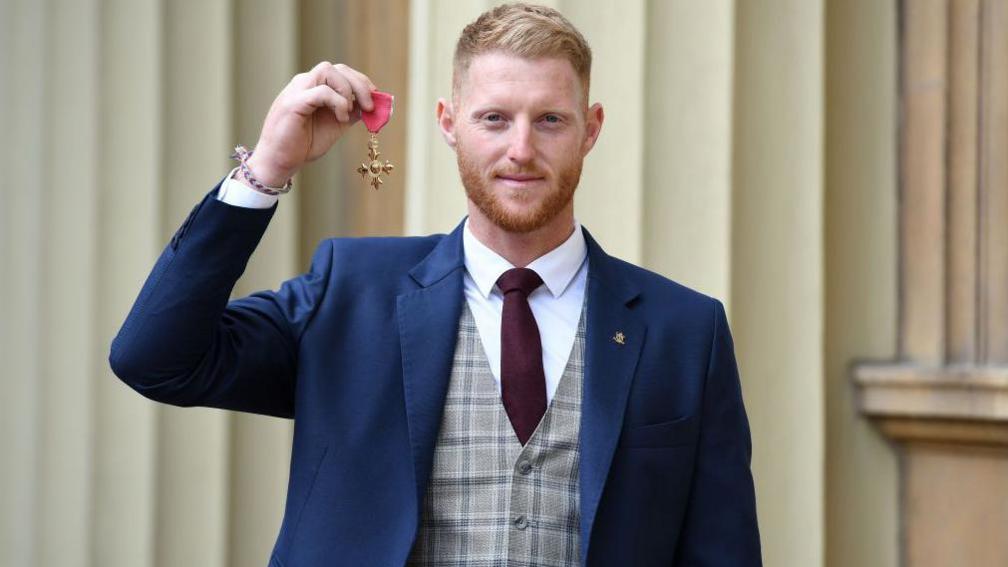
xmin=216 ymin=167 xmax=280 ymax=209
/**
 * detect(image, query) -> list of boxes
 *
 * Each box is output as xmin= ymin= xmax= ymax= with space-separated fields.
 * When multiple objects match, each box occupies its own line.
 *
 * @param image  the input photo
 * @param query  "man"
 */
xmin=110 ymin=4 xmax=760 ymax=566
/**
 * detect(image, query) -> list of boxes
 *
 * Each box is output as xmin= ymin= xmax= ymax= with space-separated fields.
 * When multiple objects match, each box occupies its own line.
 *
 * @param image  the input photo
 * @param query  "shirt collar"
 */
xmin=462 ymin=218 xmax=587 ymax=299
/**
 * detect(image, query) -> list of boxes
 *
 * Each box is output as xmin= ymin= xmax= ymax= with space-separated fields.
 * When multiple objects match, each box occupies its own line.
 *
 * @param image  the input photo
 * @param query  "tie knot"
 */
xmin=496 ymin=267 xmax=544 ymax=297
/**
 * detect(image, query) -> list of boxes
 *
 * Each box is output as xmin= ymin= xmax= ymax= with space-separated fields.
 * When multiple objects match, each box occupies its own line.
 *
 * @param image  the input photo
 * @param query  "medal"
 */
xmin=357 ymin=90 xmax=395 ymax=190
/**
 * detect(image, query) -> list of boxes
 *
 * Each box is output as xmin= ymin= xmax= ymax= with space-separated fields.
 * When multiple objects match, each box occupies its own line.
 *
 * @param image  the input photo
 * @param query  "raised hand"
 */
xmin=245 ymin=62 xmax=377 ymax=187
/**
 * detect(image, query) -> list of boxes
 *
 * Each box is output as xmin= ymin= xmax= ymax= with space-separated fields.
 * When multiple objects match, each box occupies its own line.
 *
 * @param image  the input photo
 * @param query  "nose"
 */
xmin=506 ymin=121 xmax=534 ymax=164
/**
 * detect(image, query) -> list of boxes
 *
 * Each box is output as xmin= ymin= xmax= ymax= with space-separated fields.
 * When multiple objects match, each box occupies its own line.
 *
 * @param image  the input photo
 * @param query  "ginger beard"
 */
xmin=456 ymin=137 xmax=583 ymax=234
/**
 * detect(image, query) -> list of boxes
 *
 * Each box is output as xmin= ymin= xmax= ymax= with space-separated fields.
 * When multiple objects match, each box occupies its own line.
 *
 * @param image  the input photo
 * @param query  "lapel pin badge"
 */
xmin=613 ymin=331 xmax=626 ymax=345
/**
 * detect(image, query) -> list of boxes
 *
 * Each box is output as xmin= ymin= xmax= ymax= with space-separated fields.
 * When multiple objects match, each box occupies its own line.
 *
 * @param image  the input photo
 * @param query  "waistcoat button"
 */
xmin=517 ymin=460 xmax=533 ymax=475
xmin=514 ymin=515 xmax=528 ymax=530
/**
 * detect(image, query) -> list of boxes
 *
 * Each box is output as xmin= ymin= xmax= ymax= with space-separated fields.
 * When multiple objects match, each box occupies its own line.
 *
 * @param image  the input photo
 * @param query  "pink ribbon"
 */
xmin=361 ymin=91 xmax=394 ymax=133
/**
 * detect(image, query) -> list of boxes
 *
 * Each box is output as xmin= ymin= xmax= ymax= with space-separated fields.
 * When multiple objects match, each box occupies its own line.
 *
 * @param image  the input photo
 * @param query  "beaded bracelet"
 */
xmin=230 ymin=145 xmax=293 ymax=195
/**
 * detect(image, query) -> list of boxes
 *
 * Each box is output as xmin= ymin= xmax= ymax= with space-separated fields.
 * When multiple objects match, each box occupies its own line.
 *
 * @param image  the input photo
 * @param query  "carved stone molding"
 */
xmin=864 ymin=0 xmax=1008 ymax=441
xmin=855 ymin=364 xmax=1008 ymax=447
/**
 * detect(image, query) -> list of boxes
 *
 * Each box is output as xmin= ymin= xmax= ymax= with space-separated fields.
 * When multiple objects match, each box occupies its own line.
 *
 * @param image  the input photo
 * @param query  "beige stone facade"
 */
xmin=4 ymin=1 xmax=996 ymax=566
xmin=854 ymin=1 xmax=1008 ymax=566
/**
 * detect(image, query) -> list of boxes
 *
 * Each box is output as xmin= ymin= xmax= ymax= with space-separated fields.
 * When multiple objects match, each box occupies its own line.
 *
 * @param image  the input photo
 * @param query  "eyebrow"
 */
xmin=467 ymin=107 xmax=498 ymax=119
xmin=466 ymin=107 xmax=577 ymax=121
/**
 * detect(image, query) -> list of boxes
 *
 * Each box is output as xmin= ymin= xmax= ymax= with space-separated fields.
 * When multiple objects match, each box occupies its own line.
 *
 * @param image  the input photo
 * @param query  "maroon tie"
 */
xmin=497 ymin=267 xmax=547 ymax=445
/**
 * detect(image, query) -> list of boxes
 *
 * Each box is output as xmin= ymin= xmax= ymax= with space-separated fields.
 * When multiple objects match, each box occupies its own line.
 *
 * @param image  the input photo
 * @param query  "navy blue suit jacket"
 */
xmin=110 ymin=186 xmax=761 ymax=566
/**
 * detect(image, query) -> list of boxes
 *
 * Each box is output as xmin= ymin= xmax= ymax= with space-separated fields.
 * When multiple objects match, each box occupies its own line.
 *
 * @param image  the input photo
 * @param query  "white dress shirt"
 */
xmin=217 ymin=168 xmax=280 ymax=208
xmin=217 ymin=174 xmax=589 ymax=405
xmin=462 ymin=219 xmax=588 ymax=406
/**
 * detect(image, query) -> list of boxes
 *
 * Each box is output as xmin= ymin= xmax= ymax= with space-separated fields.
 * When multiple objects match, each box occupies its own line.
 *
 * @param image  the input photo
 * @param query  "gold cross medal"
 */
xmin=357 ymin=90 xmax=395 ymax=190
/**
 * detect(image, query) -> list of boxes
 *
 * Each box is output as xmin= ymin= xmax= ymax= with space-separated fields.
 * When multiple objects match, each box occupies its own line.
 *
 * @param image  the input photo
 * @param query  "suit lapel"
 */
xmin=398 ymin=221 xmax=466 ymax=511
xmin=578 ymin=228 xmax=646 ymax=564
xmin=396 ymin=221 xmax=645 ymax=561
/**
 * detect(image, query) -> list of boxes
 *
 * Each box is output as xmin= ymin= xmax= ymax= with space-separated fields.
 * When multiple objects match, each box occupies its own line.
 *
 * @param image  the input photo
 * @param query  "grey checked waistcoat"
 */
xmin=407 ymin=304 xmax=585 ymax=567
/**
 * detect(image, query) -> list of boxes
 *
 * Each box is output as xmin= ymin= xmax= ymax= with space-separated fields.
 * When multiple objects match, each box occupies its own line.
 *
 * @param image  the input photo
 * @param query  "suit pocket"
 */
xmin=619 ymin=415 xmax=699 ymax=448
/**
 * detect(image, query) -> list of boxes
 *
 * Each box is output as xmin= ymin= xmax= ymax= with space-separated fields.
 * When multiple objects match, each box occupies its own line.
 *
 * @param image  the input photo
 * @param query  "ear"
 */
xmin=436 ymin=98 xmax=457 ymax=149
xmin=581 ymin=102 xmax=604 ymax=156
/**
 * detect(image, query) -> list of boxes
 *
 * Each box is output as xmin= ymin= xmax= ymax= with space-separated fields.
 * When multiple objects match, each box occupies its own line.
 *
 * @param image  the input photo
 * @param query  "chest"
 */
xmin=408 ymin=306 xmax=586 ymax=566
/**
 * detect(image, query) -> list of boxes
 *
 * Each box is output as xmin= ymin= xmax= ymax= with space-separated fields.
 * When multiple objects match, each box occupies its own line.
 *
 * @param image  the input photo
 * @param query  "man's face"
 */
xmin=439 ymin=52 xmax=603 ymax=234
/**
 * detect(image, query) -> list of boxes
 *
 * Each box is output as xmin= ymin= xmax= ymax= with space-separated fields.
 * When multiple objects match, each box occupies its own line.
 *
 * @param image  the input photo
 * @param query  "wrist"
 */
xmin=245 ymin=153 xmax=294 ymax=189
xmin=230 ymin=145 xmax=294 ymax=196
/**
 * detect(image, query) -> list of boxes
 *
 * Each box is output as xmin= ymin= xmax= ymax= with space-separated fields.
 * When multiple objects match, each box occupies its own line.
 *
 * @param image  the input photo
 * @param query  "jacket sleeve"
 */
xmin=673 ymin=300 xmax=762 ymax=566
xmin=109 ymin=186 xmax=332 ymax=418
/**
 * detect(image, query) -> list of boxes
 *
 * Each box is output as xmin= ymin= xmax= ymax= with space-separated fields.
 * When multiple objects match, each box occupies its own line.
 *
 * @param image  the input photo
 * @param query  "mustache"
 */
xmin=492 ymin=167 xmax=546 ymax=178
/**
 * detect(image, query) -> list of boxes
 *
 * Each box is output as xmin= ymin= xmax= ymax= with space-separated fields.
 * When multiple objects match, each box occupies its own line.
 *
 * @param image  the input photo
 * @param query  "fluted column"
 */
xmin=824 ymin=0 xmax=899 ymax=565
xmin=854 ymin=1 xmax=1008 ymax=565
xmin=642 ymin=0 xmax=734 ymax=302
xmin=94 ymin=0 xmax=162 ymax=564
xmin=732 ymin=2 xmax=825 ymax=565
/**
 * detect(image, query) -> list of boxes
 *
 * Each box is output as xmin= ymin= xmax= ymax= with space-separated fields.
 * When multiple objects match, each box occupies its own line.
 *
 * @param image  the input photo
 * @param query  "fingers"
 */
xmin=332 ymin=64 xmax=377 ymax=112
xmin=252 ymin=62 xmax=376 ymax=177
xmin=293 ymin=84 xmax=355 ymax=122
xmin=299 ymin=61 xmax=376 ymax=113
xmin=282 ymin=61 xmax=379 ymax=123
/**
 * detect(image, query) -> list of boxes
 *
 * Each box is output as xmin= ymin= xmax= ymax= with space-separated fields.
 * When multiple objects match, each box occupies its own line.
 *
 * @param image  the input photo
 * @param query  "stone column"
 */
xmin=732 ymin=2 xmax=825 ymax=565
xmin=854 ymin=1 xmax=1008 ymax=565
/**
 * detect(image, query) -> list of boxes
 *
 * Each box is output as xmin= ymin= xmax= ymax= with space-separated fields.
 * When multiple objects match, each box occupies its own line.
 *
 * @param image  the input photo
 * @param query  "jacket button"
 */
xmin=517 ymin=460 xmax=533 ymax=475
xmin=513 ymin=515 xmax=528 ymax=530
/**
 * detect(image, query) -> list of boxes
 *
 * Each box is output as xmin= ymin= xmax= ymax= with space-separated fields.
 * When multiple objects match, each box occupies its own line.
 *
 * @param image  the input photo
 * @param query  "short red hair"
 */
xmin=453 ymin=3 xmax=593 ymax=100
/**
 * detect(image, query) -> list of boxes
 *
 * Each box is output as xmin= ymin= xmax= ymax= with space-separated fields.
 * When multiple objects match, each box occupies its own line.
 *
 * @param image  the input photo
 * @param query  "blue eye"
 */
xmin=544 ymin=114 xmax=560 ymax=123
xmin=485 ymin=113 xmax=503 ymax=122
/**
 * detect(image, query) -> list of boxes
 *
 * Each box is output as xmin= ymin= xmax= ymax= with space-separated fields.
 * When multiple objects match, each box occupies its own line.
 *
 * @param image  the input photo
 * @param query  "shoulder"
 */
xmin=302 ymin=232 xmax=453 ymax=295
xmin=607 ymin=255 xmax=719 ymax=309
xmin=328 ymin=232 xmax=444 ymax=256
xmin=582 ymin=226 xmax=721 ymax=323
xmin=599 ymin=255 xmax=723 ymax=334
xmin=313 ymin=233 xmax=445 ymax=268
